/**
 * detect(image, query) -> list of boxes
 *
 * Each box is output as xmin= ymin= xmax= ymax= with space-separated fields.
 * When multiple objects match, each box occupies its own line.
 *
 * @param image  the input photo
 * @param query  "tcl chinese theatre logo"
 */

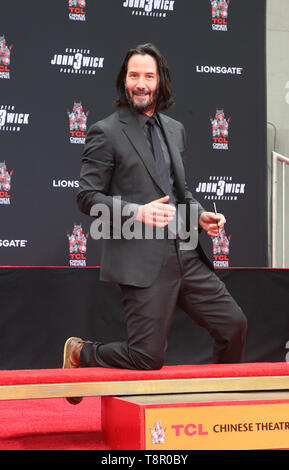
xmin=0 ymin=162 xmax=13 ymax=205
xmin=211 ymin=227 xmax=231 ymax=267
xmin=68 ymin=0 xmax=86 ymax=21
xmin=210 ymin=0 xmax=230 ymax=31
xmin=67 ymin=101 xmax=89 ymax=144
xmin=67 ymin=223 xmax=88 ymax=266
xmin=0 ymin=35 xmax=12 ymax=80
xmin=150 ymin=421 xmax=166 ymax=444
xmin=210 ymin=108 xmax=231 ymax=150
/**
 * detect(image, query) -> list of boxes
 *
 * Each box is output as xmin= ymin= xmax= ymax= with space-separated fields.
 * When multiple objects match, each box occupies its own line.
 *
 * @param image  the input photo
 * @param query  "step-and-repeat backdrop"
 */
xmin=1 ymin=0 xmax=267 ymax=268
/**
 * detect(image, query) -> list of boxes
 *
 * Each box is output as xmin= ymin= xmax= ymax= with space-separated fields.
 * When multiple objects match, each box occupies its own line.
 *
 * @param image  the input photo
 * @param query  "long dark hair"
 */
xmin=115 ymin=43 xmax=175 ymax=112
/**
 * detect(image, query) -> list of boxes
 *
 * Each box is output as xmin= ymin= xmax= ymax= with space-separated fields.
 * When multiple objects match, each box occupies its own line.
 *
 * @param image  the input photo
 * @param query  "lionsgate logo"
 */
xmin=68 ymin=0 xmax=86 ymax=21
xmin=67 ymin=222 xmax=88 ymax=266
xmin=0 ymin=35 xmax=12 ymax=80
xmin=0 ymin=162 xmax=13 ymax=205
xmin=196 ymin=65 xmax=243 ymax=76
xmin=50 ymin=48 xmax=104 ymax=75
xmin=0 ymin=105 xmax=30 ymax=132
xmin=123 ymin=0 xmax=175 ymax=18
xmin=195 ymin=176 xmax=246 ymax=201
xmin=0 ymin=239 xmax=27 ymax=248
xmin=52 ymin=179 xmax=79 ymax=189
xmin=67 ymin=100 xmax=89 ymax=144
xmin=210 ymin=0 xmax=230 ymax=31
xmin=210 ymin=108 xmax=230 ymax=150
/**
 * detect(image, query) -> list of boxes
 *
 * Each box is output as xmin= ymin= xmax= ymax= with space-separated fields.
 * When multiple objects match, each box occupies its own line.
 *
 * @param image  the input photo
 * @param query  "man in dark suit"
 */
xmin=63 ymin=44 xmax=247 ymax=402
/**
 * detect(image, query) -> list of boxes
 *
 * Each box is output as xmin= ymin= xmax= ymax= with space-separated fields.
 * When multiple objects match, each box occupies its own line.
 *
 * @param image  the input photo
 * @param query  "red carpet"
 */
xmin=0 ymin=397 xmax=110 ymax=450
xmin=1 ymin=362 xmax=289 ymax=385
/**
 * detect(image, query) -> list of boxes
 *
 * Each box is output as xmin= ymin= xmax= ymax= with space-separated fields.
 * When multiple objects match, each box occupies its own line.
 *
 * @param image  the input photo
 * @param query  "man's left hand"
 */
xmin=198 ymin=211 xmax=226 ymax=237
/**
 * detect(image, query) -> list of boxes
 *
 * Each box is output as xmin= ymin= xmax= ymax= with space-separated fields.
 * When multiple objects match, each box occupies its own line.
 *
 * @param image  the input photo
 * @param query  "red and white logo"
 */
xmin=211 ymin=227 xmax=231 ymax=267
xmin=150 ymin=421 xmax=166 ymax=444
xmin=0 ymin=162 xmax=13 ymax=205
xmin=67 ymin=223 xmax=89 ymax=266
xmin=210 ymin=0 xmax=230 ymax=31
xmin=0 ymin=35 xmax=13 ymax=79
xmin=68 ymin=0 xmax=86 ymax=21
xmin=210 ymin=108 xmax=231 ymax=150
xmin=67 ymin=100 xmax=89 ymax=144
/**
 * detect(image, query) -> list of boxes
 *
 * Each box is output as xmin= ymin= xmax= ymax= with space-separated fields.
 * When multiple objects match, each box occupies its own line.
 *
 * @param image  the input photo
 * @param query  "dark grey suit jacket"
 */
xmin=77 ymin=106 xmax=210 ymax=287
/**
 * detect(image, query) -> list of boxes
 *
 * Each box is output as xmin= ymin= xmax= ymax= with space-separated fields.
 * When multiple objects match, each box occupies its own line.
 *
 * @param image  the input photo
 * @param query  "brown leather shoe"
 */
xmin=63 ymin=337 xmax=84 ymax=368
xmin=63 ymin=337 xmax=85 ymax=405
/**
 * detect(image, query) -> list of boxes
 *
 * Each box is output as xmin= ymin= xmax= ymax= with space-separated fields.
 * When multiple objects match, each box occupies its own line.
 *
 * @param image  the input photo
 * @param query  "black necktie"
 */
xmin=147 ymin=116 xmax=175 ymax=206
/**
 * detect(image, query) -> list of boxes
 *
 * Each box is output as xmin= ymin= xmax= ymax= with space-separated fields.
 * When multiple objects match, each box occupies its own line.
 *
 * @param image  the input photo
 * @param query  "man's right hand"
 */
xmin=135 ymin=195 xmax=176 ymax=227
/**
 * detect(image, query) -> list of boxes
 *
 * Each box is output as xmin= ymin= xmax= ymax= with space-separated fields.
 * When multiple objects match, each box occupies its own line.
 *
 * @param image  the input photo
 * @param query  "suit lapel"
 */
xmin=118 ymin=107 xmax=186 ymax=200
xmin=119 ymin=107 xmax=166 ymax=194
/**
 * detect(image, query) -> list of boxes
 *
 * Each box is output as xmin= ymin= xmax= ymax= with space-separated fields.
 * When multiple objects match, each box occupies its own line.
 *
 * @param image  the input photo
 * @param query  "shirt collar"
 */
xmin=127 ymin=104 xmax=159 ymax=127
xmin=135 ymin=110 xmax=161 ymax=129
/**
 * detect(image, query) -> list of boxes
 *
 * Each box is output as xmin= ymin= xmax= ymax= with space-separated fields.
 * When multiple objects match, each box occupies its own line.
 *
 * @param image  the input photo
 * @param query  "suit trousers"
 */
xmin=80 ymin=239 xmax=247 ymax=369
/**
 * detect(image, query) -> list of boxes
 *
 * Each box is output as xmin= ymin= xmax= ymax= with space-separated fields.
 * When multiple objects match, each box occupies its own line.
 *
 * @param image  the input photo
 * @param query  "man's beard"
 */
xmin=125 ymin=86 xmax=159 ymax=113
